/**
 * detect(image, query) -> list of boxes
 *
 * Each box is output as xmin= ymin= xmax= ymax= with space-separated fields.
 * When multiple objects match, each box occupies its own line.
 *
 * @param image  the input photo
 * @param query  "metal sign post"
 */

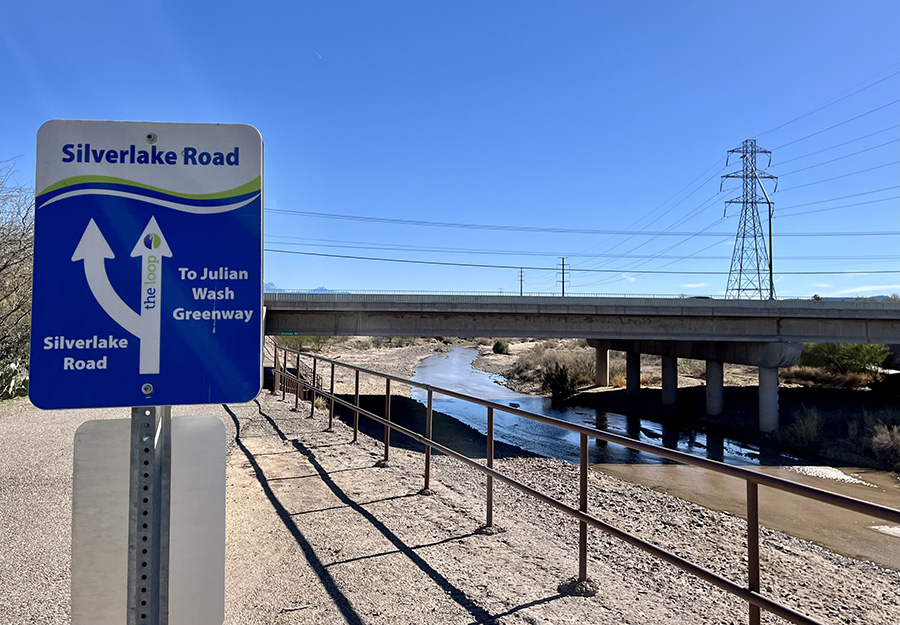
xmin=127 ymin=406 xmax=172 ymax=625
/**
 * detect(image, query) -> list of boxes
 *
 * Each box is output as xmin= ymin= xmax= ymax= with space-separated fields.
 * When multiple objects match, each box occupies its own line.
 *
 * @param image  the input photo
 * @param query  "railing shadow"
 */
xmin=222 ymin=403 xmax=366 ymax=625
xmin=227 ymin=401 xmax=550 ymax=624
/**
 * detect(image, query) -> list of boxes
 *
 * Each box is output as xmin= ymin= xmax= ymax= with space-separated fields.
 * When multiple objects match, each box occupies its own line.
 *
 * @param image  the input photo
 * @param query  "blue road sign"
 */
xmin=29 ymin=120 xmax=263 ymax=409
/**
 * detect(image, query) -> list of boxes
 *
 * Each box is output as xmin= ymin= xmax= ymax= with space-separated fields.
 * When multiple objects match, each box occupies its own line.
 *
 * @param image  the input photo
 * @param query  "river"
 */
xmin=409 ymin=345 xmax=900 ymax=569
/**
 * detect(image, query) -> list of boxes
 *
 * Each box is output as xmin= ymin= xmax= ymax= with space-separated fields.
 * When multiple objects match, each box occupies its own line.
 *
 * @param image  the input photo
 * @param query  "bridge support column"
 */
xmin=705 ymin=360 xmax=724 ymax=416
xmin=758 ymin=367 xmax=779 ymax=433
xmin=595 ymin=347 xmax=609 ymax=387
xmin=661 ymin=356 xmax=677 ymax=406
xmin=626 ymin=351 xmax=641 ymax=396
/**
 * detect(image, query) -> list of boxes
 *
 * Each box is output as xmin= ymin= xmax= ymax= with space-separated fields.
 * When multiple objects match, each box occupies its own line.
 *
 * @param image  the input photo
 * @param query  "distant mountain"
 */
xmin=821 ymin=295 xmax=896 ymax=302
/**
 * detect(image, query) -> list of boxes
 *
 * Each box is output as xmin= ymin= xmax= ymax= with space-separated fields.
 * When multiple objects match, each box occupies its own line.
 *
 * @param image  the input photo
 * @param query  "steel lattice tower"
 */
xmin=720 ymin=139 xmax=778 ymax=299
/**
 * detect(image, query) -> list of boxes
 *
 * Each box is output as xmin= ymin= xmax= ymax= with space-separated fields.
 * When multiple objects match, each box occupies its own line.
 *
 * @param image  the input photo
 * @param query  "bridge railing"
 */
xmin=271 ymin=343 xmax=900 ymax=625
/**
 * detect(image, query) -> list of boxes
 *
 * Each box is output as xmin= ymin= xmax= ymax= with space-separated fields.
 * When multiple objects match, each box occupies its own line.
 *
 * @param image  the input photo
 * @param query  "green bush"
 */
xmin=492 ymin=340 xmax=510 ymax=355
xmin=780 ymin=405 xmax=823 ymax=452
xmin=799 ymin=343 xmax=889 ymax=376
xmin=542 ymin=362 xmax=577 ymax=402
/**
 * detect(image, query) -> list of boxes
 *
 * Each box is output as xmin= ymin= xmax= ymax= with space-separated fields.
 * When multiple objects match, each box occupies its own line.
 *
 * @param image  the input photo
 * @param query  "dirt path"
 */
xmin=222 ymin=391 xmax=900 ymax=624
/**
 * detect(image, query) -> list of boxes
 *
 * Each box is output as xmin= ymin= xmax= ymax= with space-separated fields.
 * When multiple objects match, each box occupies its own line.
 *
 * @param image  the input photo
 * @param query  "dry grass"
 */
xmin=781 ymin=366 xmax=873 ymax=389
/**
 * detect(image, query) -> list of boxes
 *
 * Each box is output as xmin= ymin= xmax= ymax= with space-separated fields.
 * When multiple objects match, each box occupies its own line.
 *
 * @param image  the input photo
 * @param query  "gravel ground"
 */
xmin=2 ymin=341 xmax=899 ymax=624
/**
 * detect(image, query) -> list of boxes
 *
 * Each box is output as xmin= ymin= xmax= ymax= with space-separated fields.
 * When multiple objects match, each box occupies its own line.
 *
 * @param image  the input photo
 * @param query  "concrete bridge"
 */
xmin=263 ymin=292 xmax=900 ymax=432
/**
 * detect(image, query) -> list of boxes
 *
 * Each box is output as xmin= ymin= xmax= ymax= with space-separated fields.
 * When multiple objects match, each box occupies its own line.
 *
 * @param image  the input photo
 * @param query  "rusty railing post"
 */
xmin=353 ymin=369 xmax=360 ymax=443
xmin=272 ymin=346 xmax=278 ymax=394
xmin=293 ymin=352 xmax=300 ymax=411
xmin=422 ymin=390 xmax=433 ymax=494
xmin=486 ymin=406 xmax=495 ymax=528
xmin=328 ymin=362 xmax=335 ymax=430
xmin=280 ymin=347 xmax=285 ymax=401
xmin=748 ymin=481 xmax=761 ymax=625
xmin=380 ymin=378 xmax=391 ymax=465
xmin=310 ymin=357 xmax=318 ymax=418
xmin=579 ymin=432 xmax=588 ymax=582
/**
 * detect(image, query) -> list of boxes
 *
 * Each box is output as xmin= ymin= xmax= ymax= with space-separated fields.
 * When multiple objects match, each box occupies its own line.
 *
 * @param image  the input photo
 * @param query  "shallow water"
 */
xmin=411 ymin=346 xmax=784 ymax=466
xmin=409 ymin=345 xmax=900 ymax=569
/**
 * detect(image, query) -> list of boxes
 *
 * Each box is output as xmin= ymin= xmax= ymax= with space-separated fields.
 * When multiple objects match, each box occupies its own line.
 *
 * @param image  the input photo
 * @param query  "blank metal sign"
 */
xmin=72 ymin=416 xmax=225 ymax=625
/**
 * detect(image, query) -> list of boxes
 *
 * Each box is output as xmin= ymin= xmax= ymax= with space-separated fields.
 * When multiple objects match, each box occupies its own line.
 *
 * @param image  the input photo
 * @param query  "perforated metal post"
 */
xmin=127 ymin=406 xmax=172 ymax=625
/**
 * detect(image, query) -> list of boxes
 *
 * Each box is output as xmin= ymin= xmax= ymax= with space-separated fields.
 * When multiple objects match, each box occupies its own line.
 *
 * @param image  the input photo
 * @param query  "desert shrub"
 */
xmin=542 ymin=363 xmax=577 ymax=401
xmin=609 ymin=358 xmax=627 ymax=388
xmin=677 ymin=358 xmax=705 ymax=377
xmin=493 ymin=340 xmax=510 ymax=355
xmin=780 ymin=405 xmax=823 ymax=452
xmin=871 ymin=424 xmax=900 ymax=472
xmin=313 ymin=396 xmax=328 ymax=411
xmin=781 ymin=366 xmax=873 ymax=389
xmin=799 ymin=343 xmax=888 ymax=376
xmin=276 ymin=335 xmax=339 ymax=352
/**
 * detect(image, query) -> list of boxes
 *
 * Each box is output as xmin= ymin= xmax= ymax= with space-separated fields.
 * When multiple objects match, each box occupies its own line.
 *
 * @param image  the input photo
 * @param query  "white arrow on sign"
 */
xmin=72 ymin=217 xmax=172 ymax=375
xmin=130 ymin=217 xmax=172 ymax=375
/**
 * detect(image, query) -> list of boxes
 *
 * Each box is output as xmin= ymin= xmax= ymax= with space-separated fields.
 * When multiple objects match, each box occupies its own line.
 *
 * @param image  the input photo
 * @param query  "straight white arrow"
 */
xmin=72 ymin=219 xmax=143 ymax=338
xmin=131 ymin=217 xmax=172 ymax=375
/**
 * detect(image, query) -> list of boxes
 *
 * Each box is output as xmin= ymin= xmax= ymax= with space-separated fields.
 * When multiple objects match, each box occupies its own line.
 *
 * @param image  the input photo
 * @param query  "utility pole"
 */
xmin=720 ymin=139 xmax=778 ymax=300
xmin=559 ymin=257 xmax=567 ymax=297
xmin=519 ymin=268 xmax=524 ymax=296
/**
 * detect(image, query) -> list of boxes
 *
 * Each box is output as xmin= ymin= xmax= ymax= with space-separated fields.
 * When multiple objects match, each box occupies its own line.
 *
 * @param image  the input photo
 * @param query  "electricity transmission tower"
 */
xmin=720 ymin=139 xmax=778 ymax=300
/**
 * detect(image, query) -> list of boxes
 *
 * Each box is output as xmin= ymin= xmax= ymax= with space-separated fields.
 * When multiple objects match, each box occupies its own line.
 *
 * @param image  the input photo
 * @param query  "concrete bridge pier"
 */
xmin=758 ymin=367 xmax=780 ymax=433
xmin=625 ymin=351 xmax=641 ymax=397
xmin=590 ymin=339 xmax=801 ymax=433
xmin=595 ymin=344 xmax=610 ymax=387
xmin=661 ymin=356 xmax=678 ymax=406
xmin=705 ymin=360 xmax=724 ymax=416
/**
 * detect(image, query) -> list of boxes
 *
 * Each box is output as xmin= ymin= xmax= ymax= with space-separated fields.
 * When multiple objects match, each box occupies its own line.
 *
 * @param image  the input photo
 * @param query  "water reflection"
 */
xmin=410 ymin=346 xmax=778 ymax=467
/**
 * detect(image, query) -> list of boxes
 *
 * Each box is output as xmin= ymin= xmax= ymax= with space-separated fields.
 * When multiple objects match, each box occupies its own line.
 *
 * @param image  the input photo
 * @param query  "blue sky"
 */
xmin=3 ymin=1 xmax=898 ymax=298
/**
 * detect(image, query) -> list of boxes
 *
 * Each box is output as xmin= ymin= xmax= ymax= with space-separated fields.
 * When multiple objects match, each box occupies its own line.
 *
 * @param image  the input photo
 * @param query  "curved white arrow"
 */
xmin=72 ymin=219 xmax=144 ymax=337
xmin=72 ymin=217 xmax=172 ymax=375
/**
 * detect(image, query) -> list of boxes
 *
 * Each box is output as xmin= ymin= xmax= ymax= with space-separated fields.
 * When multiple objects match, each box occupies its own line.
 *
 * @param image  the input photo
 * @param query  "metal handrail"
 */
xmin=271 ymin=344 xmax=900 ymax=625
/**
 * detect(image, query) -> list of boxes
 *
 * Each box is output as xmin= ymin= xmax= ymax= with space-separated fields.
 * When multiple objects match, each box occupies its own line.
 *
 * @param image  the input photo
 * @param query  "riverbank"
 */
xmin=237 ymin=391 xmax=900 ymax=623
xmin=471 ymin=340 xmax=900 ymax=472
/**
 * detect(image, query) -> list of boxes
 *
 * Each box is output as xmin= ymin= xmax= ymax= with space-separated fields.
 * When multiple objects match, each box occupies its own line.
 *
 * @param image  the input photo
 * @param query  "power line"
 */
xmin=756 ymin=68 xmax=900 ymax=140
xmin=266 ymin=207 xmax=898 ymax=237
xmin=771 ymin=99 xmax=900 ymax=151
xmin=265 ymin=235 xmax=896 ymax=261
xmin=775 ymin=125 xmax=900 ymax=165
xmin=778 ymin=160 xmax=900 ymax=191
xmin=776 ymin=186 xmax=899 ymax=208
xmin=264 ymin=247 xmax=898 ymax=275
xmin=777 ymin=139 xmax=899 ymax=176
xmin=776 ymin=196 xmax=899 ymax=218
